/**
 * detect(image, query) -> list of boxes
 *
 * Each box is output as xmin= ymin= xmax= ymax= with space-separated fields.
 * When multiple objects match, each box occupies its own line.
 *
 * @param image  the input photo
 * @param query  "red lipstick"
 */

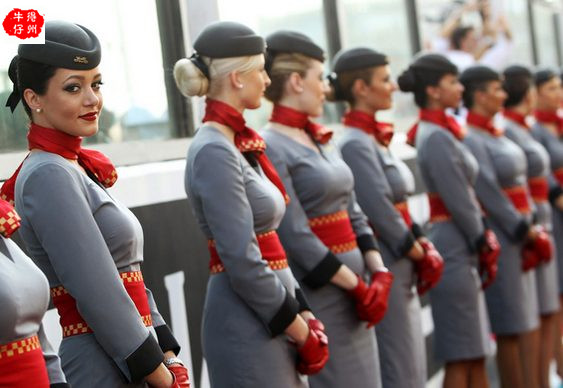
xmin=79 ymin=112 xmax=98 ymax=121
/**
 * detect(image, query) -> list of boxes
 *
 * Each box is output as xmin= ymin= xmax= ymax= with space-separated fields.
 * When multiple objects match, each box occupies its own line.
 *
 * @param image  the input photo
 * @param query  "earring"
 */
xmin=35 ymin=108 xmax=42 ymax=113
xmin=237 ymin=84 xmax=243 ymax=89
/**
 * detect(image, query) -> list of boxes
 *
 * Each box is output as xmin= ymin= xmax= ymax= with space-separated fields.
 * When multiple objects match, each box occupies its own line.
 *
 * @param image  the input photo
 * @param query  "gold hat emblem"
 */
xmin=73 ymin=56 xmax=89 ymax=64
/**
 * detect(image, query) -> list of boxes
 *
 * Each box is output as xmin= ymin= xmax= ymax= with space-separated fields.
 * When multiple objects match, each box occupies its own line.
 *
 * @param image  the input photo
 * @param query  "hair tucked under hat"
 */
xmin=327 ymin=47 xmax=388 ymax=104
xmin=398 ymin=53 xmax=458 ymax=108
xmin=459 ymin=65 xmax=501 ymax=109
xmin=6 ymin=20 xmax=102 ymax=115
xmin=502 ymin=65 xmax=533 ymax=108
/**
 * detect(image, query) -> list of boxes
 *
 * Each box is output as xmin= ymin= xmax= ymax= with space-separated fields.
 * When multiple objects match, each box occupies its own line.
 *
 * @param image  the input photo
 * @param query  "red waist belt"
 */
xmin=0 ymin=335 xmax=49 ymax=388
xmin=51 ymin=271 xmax=152 ymax=338
xmin=528 ymin=177 xmax=549 ymax=203
xmin=503 ymin=185 xmax=531 ymax=214
xmin=555 ymin=167 xmax=563 ymax=186
xmin=394 ymin=201 xmax=413 ymax=228
xmin=428 ymin=193 xmax=451 ymax=223
xmin=208 ymin=230 xmax=289 ymax=274
xmin=308 ymin=210 xmax=358 ymax=253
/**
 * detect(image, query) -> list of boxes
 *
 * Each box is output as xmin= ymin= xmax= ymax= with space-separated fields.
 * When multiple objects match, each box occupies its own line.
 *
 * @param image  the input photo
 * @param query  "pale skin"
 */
xmin=203 ymin=55 xmax=312 ymax=347
xmin=23 ymin=67 xmax=177 ymax=388
xmin=269 ymin=59 xmax=387 ymax=291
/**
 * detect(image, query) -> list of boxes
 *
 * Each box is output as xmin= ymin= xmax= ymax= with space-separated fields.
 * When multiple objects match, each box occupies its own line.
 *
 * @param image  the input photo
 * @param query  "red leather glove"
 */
xmin=479 ymin=230 xmax=500 ymax=289
xmin=297 ymin=319 xmax=329 ymax=375
xmin=168 ymin=363 xmax=190 ymax=388
xmin=522 ymin=243 xmax=540 ymax=271
xmin=348 ymin=271 xmax=394 ymax=328
xmin=415 ymin=240 xmax=444 ymax=295
xmin=533 ymin=226 xmax=553 ymax=263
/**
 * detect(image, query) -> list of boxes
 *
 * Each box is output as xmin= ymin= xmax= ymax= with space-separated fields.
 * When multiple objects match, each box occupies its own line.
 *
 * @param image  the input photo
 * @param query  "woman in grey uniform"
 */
xmin=398 ymin=54 xmax=498 ymax=388
xmin=531 ymin=69 xmax=563 ymax=379
xmin=262 ymin=31 xmax=393 ymax=388
xmin=2 ymin=21 xmax=187 ymax=388
xmin=329 ymin=47 xmax=444 ymax=388
xmin=459 ymin=65 xmax=543 ymax=388
xmin=502 ymin=65 xmax=558 ymax=388
xmin=176 ymin=22 xmax=329 ymax=388
xmin=0 ymin=202 xmax=69 ymax=387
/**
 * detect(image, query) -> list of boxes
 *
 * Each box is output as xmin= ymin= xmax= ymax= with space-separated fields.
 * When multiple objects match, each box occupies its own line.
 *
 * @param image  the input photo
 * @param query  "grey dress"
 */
xmin=263 ymin=127 xmax=382 ymax=388
xmin=464 ymin=125 xmax=539 ymax=334
xmin=15 ymin=151 xmax=179 ymax=387
xmin=414 ymin=121 xmax=491 ymax=362
xmin=185 ymin=126 xmax=307 ymax=388
xmin=0 ymin=236 xmax=67 ymax=385
xmin=339 ymin=127 xmax=426 ymax=388
xmin=505 ymin=119 xmax=560 ymax=315
xmin=531 ymin=121 xmax=563 ymax=294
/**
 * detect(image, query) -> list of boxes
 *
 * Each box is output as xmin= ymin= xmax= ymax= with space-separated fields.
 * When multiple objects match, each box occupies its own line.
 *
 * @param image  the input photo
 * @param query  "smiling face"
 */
xmin=427 ymin=73 xmax=464 ymax=109
xmin=26 ymin=66 xmax=103 ymax=137
xmin=475 ymin=80 xmax=507 ymax=116
xmin=362 ymin=65 xmax=397 ymax=111
xmin=296 ymin=59 xmax=328 ymax=117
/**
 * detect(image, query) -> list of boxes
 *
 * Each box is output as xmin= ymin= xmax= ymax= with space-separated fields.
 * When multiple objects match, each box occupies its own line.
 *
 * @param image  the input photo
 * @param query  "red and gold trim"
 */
xmin=208 ymin=230 xmax=289 ymax=274
xmin=428 ymin=193 xmax=452 ymax=223
xmin=503 ymin=185 xmax=531 ymax=214
xmin=51 ymin=271 xmax=153 ymax=338
xmin=394 ymin=201 xmax=413 ymax=228
xmin=554 ymin=167 xmax=563 ymax=186
xmin=308 ymin=210 xmax=358 ymax=254
xmin=528 ymin=176 xmax=549 ymax=203
xmin=0 ymin=335 xmax=49 ymax=387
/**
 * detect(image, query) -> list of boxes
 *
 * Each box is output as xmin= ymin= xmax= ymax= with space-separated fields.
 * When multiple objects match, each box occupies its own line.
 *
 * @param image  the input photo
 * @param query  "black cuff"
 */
xmin=356 ymin=234 xmax=379 ymax=253
xmin=126 ymin=334 xmax=164 ymax=383
xmin=411 ymin=223 xmax=425 ymax=239
xmin=474 ymin=233 xmax=487 ymax=253
xmin=549 ymin=186 xmax=563 ymax=205
xmin=399 ymin=232 xmax=417 ymax=257
xmin=155 ymin=324 xmax=181 ymax=355
xmin=50 ymin=384 xmax=71 ymax=388
xmin=295 ymin=288 xmax=312 ymax=312
xmin=302 ymin=252 xmax=343 ymax=289
xmin=268 ymin=292 xmax=300 ymax=336
xmin=513 ymin=218 xmax=530 ymax=241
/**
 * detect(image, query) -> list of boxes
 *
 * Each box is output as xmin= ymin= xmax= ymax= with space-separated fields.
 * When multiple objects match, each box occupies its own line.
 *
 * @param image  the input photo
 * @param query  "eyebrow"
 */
xmin=63 ymin=73 xmax=102 ymax=82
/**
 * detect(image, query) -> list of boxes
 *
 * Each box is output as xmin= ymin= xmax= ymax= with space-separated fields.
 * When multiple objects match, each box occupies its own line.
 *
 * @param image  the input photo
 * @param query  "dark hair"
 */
xmin=451 ymin=26 xmax=474 ymax=50
xmin=328 ymin=67 xmax=375 ymax=105
xmin=534 ymin=69 xmax=557 ymax=88
xmin=459 ymin=65 xmax=501 ymax=109
xmin=11 ymin=56 xmax=57 ymax=117
xmin=398 ymin=53 xmax=458 ymax=108
xmin=502 ymin=65 xmax=533 ymax=108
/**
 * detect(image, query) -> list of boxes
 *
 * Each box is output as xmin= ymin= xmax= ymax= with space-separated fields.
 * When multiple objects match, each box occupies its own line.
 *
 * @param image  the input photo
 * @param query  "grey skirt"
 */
xmin=376 ymin=242 xmax=426 ymax=388
xmin=428 ymin=221 xmax=492 ymax=362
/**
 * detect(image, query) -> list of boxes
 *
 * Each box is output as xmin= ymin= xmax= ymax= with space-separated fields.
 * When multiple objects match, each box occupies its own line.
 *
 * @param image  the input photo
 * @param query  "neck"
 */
xmin=277 ymin=96 xmax=305 ymax=115
xmin=536 ymin=102 xmax=557 ymax=113
xmin=424 ymin=100 xmax=445 ymax=111
xmin=207 ymin=93 xmax=244 ymax=114
xmin=472 ymin=105 xmax=495 ymax=119
xmin=351 ymin=102 xmax=376 ymax=117
xmin=508 ymin=103 xmax=530 ymax=116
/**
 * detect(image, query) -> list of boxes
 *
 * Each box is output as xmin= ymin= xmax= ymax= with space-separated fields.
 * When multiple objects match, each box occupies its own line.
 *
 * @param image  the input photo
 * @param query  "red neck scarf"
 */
xmin=406 ymin=109 xmax=465 ymax=146
xmin=342 ymin=110 xmax=394 ymax=147
xmin=0 ymin=123 xmax=118 ymax=205
xmin=534 ymin=110 xmax=563 ymax=136
xmin=203 ymin=99 xmax=289 ymax=204
xmin=269 ymin=104 xmax=333 ymax=144
xmin=503 ymin=109 xmax=530 ymax=130
xmin=466 ymin=111 xmax=503 ymax=137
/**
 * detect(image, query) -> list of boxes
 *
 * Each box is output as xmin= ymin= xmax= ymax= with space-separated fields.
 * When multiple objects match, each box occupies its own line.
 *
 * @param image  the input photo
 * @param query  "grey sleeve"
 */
xmin=38 ymin=324 xmax=67 ymax=386
xmin=265 ymin=145 xmax=343 ymax=289
xmin=464 ymin=136 xmax=529 ymax=241
xmin=426 ymin=132 xmax=485 ymax=248
xmin=341 ymin=139 xmax=414 ymax=258
xmin=145 ymin=288 xmax=180 ymax=355
xmin=347 ymin=190 xmax=380 ymax=253
xmin=192 ymin=143 xmax=299 ymax=336
xmin=22 ymin=165 xmax=163 ymax=383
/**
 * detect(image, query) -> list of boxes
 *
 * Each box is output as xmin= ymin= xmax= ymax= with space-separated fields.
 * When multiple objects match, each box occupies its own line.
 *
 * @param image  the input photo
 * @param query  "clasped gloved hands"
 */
xmin=522 ymin=225 xmax=553 ymax=271
xmin=415 ymin=239 xmax=444 ymax=295
xmin=348 ymin=270 xmax=393 ymax=328
xmin=479 ymin=229 xmax=500 ymax=289
xmin=297 ymin=319 xmax=329 ymax=375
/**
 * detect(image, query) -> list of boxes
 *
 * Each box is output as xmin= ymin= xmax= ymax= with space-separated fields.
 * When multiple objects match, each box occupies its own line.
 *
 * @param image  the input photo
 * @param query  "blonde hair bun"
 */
xmin=173 ymin=58 xmax=209 ymax=97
